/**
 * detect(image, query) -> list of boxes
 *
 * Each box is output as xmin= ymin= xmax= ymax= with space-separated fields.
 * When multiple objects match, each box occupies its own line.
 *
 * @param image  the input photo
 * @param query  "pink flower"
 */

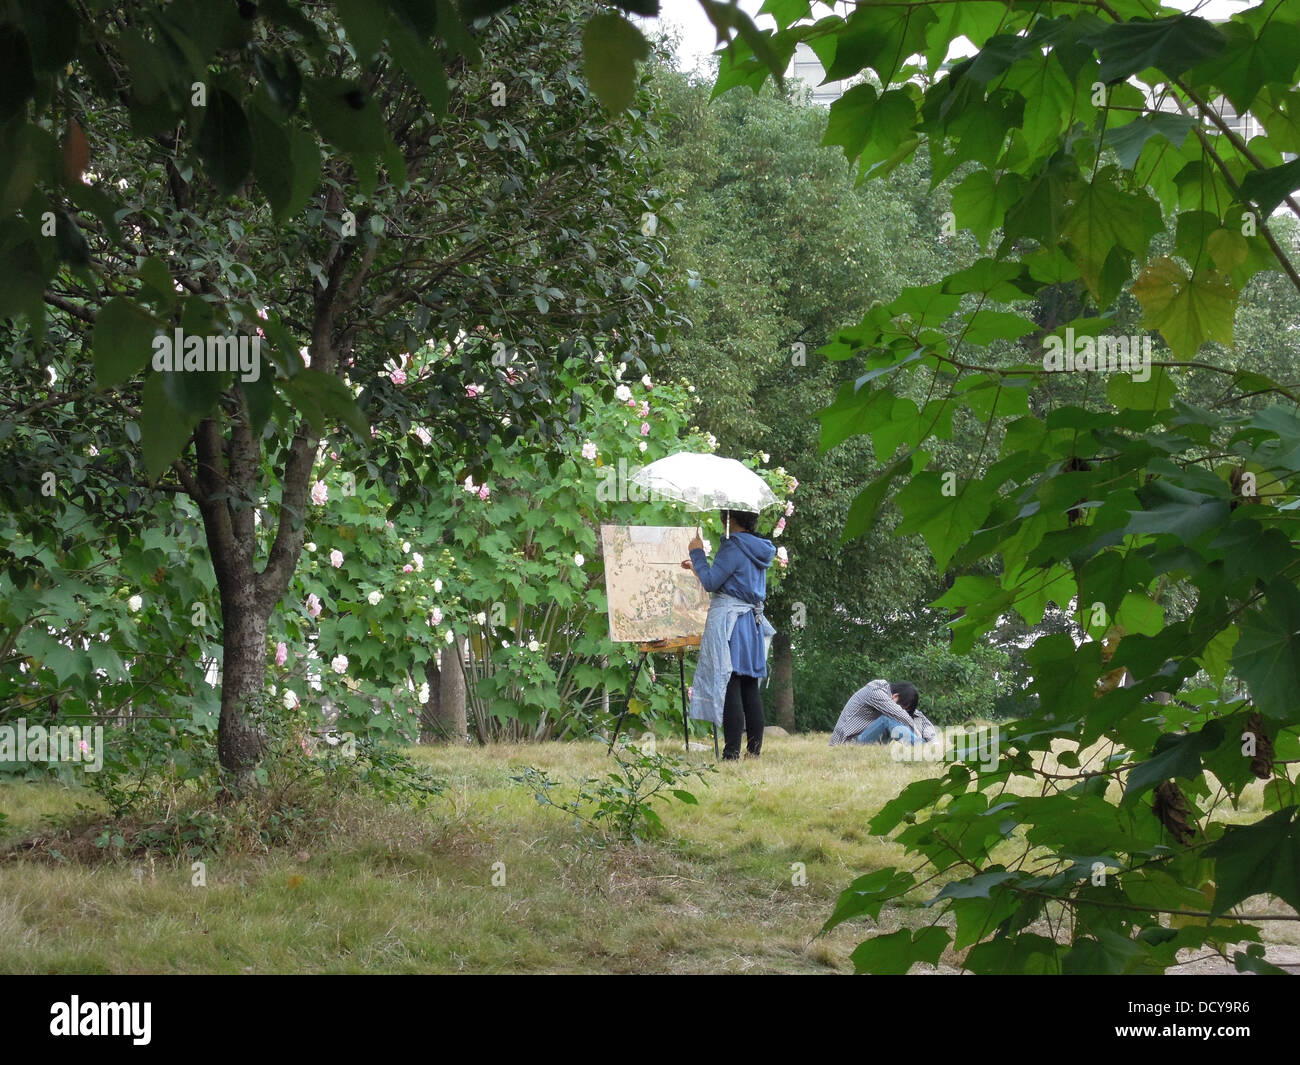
xmin=256 ymin=308 xmax=268 ymax=320
xmin=386 ymin=520 xmax=394 ymax=529
xmin=638 ymin=401 xmax=650 ymax=417
xmin=329 ymin=549 xmax=343 ymax=568
xmin=626 ymin=398 xmax=638 ymax=410
xmin=790 ymin=478 xmax=799 ymax=491
xmin=478 ymin=484 xmax=490 ymax=501
xmin=466 ymin=384 xmax=482 ymax=398
xmin=329 ymin=451 xmax=339 ymax=460
xmin=370 ymin=426 xmax=380 ymax=439
xmin=785 ymin=501 xmax=794 ymax=517
xmin=430 ymin=607 xmax=444 ymax=626
xmin=306 ymin=593 xmax=322 ymax=618
xmin=403 ymin=564 xmax=413 ymax=573
xmin=275 ymin=642 xmax=288 ymax=666
xmin=581 ymin=441 xmax=598 ymax=462
xmin=390 ymin=368 xmax=407 ymax=385
xmin=776 ymin=546 xmax=788 ymax=567
xmin=640 ymin=422 xmax=650 ymax=436
xmin=774 ymin=517 xmax=786 ymax=537
xmin=310 ymin=481 xmax=328 ymax=506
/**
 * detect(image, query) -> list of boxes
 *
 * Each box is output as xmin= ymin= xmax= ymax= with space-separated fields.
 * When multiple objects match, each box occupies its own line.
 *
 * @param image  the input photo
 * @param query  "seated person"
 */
xmin=829 ymin=679 xmax=935 ymax=746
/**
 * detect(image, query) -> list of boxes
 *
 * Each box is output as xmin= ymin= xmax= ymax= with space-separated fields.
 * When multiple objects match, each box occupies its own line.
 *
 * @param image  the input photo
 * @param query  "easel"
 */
xmin=607 ymin=634 xmax=718 ymax=759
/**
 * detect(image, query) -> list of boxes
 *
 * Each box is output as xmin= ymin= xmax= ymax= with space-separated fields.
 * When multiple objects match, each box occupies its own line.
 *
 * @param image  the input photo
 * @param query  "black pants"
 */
xmin=723 ymin=673 xmax=764 ymax=759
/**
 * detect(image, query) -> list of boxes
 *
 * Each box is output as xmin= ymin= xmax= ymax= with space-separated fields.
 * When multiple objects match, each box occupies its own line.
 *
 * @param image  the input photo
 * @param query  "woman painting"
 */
xmin=681 ymin=509 xmax=777 ymax=760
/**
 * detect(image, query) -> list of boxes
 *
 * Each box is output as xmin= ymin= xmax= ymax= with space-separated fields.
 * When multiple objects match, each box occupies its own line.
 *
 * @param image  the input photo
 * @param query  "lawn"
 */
xmin=0 ymin=732 xmax=1294 ymax=974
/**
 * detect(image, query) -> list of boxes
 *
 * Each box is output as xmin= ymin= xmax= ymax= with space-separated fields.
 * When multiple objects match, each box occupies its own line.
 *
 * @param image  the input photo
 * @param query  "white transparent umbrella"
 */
xmin=630 ymin=452 xmax=778 ymax=517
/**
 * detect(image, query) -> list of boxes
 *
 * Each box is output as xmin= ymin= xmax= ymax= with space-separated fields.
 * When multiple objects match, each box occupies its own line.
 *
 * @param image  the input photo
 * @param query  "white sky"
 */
xmin=641 ymin=0 xmax=1258 ymax=77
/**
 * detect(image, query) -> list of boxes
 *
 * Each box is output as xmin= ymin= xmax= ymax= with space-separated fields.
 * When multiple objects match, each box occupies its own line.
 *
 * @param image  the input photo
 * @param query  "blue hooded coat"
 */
xmin=687 ymin=531 xmax=778 ymax=726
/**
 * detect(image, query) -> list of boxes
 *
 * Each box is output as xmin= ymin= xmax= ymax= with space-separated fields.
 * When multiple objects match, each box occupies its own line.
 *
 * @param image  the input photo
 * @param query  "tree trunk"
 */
xmin=423 ymin=639 xmax=467 ymax=742
xmin=216 ymin=596 xmax=269 ymax=779
xmin=771 ymin=629 xmax=796 ymax=730
xmin=419 ymin=656 xmax=443 ymax=743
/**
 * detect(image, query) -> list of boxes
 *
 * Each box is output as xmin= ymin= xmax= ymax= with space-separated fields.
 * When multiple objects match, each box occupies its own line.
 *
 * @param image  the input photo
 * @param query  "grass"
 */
xmin=0 ymin=731 xmax=1294 ymax=973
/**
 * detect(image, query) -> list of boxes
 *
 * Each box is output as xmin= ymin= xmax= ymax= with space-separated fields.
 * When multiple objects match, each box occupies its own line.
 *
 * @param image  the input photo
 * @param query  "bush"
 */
xmin=792 ymin=638 xmax=1013 ymax=731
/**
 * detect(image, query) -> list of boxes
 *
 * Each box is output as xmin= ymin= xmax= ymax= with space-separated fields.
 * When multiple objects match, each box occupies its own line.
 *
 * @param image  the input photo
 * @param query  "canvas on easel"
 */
xmin=599 ymin=524 xmax=710 ymax=643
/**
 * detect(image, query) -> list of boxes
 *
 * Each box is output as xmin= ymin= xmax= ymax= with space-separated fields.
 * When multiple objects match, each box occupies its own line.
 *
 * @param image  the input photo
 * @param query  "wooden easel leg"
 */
xmin=608 ymin=652 xmax=649 ymax=755
xmin=678 ymin=649 xmax=689 ymax=752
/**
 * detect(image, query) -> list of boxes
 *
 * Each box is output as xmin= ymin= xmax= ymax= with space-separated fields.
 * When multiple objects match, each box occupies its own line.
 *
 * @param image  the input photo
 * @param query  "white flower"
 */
xmin=463 ymin=475 xmax=475 ymax=493
xmin=434 ymin=578 xmax=443 ymax=593
xmin=311 ymin=481 xmax=328 ymax=505
xmin=299 ymin=345 xmax=311 ymax=367
xmin=581 ymin=440 xmax=598 ymax=462
xmin=574 ymin=553 xmax=585 ymax=567
xmin=127 ymin=594 xmax=143 ymax=612
xmin=417 ymin=682 xmax=430 ymax=705
xmin=638 ymin=441 xmax=648 ymax=452
xmin=528 ymin=639 xmax=540 ymax=652
xmin=474 ymin=611 xmax=487 ymax=625
xmin=785 ymin=501 xmax=794 ymax=517
xmin=367 ymin=590 xmax=383 ymax=606
xmin=776 ymin=546 xmax=789 ymax=567
xmin=412 ymin=552 xmax=424 ymax=572
xmin=614 ymin=384 xmax=632 ymax=402
xmin=641 ymin=374 xmax=653 ymax=389
xmin=331 ymin=654 xmax=349 ymax=674
xmin=429 ymin=607 xmax=444 ymax=626
xmin=283 ymin=690 xmax=300 ymax=710
xmin=88 ymin=445 xmax=99 ymax=457
xmin=444 ymin=629 xmax=455 ymax=644
xmin=614 ymin=362 xmax=625 ymax=380
xmin=761 ymin=452 xmax=770 ymax=463
xmin=401 ymin=541 xmax=410 ymax=554
xmin=329 ymin=549 xmax=344 ymax=568
xmin=413 ymin=425 xmax=432 ymax=446
xmin=305 ymin=542 xmax=317 ymax=552
xmin=687 ymin=384 xmax=695 ymax=393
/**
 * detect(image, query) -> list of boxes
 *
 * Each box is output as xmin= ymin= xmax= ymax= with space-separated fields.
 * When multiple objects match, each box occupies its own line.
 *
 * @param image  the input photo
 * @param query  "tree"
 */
xmin=2 ymin=0 xmax=684 ymax=776
xmin=714 ymin=2 xmax=1300 ymax=972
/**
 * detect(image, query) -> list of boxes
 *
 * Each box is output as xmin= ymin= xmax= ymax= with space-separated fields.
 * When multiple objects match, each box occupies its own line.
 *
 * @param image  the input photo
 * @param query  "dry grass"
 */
xmin=0 ymin=731 xmax=1292 ymax=973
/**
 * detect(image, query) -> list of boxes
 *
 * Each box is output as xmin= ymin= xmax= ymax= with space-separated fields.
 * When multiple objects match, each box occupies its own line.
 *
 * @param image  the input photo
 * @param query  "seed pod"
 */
xmin=1152 ymin=780 xmax=1195 ymax=845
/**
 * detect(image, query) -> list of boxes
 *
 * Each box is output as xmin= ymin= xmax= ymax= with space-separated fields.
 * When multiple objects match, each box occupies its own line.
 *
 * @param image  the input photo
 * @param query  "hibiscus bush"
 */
xmin=273 ymin=355 xmax=794 ymax=743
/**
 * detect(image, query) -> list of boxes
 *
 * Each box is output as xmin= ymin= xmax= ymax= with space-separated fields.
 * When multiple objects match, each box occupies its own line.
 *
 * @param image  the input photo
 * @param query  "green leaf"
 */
xmin=849 ymin=926 xmax=949 ymax=975
xmin=1132 ymin=256 xmax=1238 ymax=359
xmin=1238 ymin=157 xmax=1300 ymax=218
xmin=582 ymin=13 xmax=649 ymax=113
xmin=1205 ymin=807 xmax=1300 ymax=917
xmin=140 ymin=373 xmax=201 ymax=480
xmin=305 ymin=77 xmax=393 ymax=155
xmin=1086 ymin=16 xmax=1226 ymax=82
xmin=1123 ymin=721 xmax=1224 ymax=803
xmin=336 ymin=0 xmax=386 ymax=60
xmin=282 ymin=369 xmax=368 ymax=437
xmin=0 ymin=25 xmax=36 ymax=120
xmin=1186 ymin=19 xmax=1300 ymax=115
xmin=895 ymin=472 xmax=995 ymax=571
xmin=1231 ymin=578 xmax=1300 ymax=724
xmin=1061 ymin=172 xmax=1163 ymax=299
xmin=387 ymin=12 xmax=448 ymax=115
xmin=93 ymin=298 xmax=158 ymax=389
xmin=196 ymin=88 xmax=252 ymax=195
xmin=1105 ymin=112 xmax=1196 ymax=170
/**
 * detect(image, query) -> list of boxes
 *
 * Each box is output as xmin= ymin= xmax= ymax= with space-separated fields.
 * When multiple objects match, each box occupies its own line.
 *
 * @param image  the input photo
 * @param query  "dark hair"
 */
xmin=721 ymin=509 xmax=758 ymax=533
xmin=890 ymin=681 xmax=919 ymax=714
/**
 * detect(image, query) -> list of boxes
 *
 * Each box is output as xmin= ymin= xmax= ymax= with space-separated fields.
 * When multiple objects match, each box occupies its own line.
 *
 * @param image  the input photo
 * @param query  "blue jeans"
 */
xmin=854 ymin=716 xmax=921 ymax=745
